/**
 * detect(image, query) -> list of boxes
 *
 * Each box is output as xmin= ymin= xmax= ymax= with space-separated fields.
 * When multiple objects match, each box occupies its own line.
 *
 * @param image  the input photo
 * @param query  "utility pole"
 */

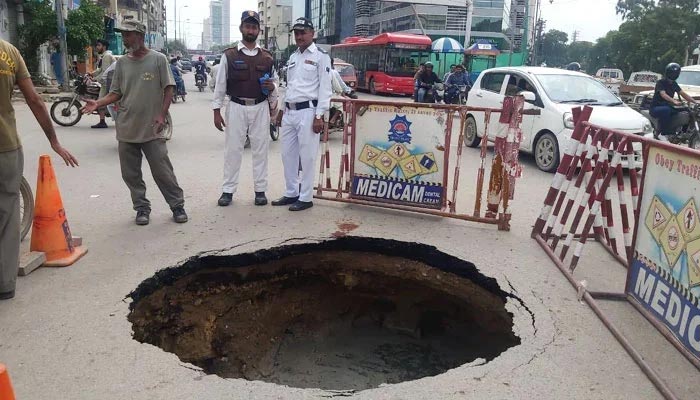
xmin=533 ymin=18 xmax=545 ymax=66
xmin=55 ymin=0 xmax=69 ymax=90
xmin=174 ymin=0 xmax=177 ymax=44
xmin=463 ymin=0 xmax=473 ymax=50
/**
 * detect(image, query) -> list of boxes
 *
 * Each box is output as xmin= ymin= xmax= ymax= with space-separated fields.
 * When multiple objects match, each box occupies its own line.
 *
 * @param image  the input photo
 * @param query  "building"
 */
xmin=201 ymin=17 xmax=213 ymax=50
xmin=0 ymin=0 xmax=20 ymax=45
xmin=258 ymin=0 xmax=294 ymax=52
xmin=308 ymin=0 xmax=533 ymax=66
xmin=221 ymin=0 xmax=230 ymax=44
xmin=210 ymin=0 xmax=224 ymax=45
xmin=95 ymin=0 xmax=167 ymax=51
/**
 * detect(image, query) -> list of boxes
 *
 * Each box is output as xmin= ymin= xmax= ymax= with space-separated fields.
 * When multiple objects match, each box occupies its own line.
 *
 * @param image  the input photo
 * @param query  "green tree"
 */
xmin=567 ymin=41 xmax=594 ymax=70
xmin=165 ymin=39 xmax=189 ymax=56
xmin=65 ymin=0 xmax=105 ymax=60
xmin=540 ymin=29 xmax=569 ymax=67
xmin=17 ymin=0 xmax=57 ymax=73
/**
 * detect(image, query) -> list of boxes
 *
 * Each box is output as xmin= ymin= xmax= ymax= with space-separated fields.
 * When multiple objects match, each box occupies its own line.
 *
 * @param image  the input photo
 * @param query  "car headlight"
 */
xmin=563 ymin=112 xmax=575 ymax=129
xmin=642 ymin=119 xmax=653 ymax=134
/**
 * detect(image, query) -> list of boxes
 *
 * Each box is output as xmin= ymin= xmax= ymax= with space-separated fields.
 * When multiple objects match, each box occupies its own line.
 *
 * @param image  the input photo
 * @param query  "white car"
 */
xmin=465 ymin=67 xmax=652 ymax=172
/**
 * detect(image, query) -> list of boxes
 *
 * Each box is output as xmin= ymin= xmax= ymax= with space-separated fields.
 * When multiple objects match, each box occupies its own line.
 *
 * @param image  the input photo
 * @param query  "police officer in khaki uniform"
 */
xmin=213 ymin=10 xmax=277 ymax=207
xmin=272 ymin=18 xmax=332 ymax=211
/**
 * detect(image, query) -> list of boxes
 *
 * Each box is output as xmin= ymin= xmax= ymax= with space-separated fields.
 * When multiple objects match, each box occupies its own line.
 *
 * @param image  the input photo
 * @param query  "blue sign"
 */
xmin=352 ymin=175 xmax=443 ymax=209
xmin=628 ymin=259 xmax=700 ymax=359
xmin=388 ymin=115 xmax=412 ymax=143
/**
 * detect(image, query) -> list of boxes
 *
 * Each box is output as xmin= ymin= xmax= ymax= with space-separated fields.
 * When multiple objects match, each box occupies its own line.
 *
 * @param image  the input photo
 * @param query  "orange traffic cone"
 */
xmin=0 ymin=363 xmax=15 ymax=400
xmin=30 ymin=155 xmax=88 ymax=267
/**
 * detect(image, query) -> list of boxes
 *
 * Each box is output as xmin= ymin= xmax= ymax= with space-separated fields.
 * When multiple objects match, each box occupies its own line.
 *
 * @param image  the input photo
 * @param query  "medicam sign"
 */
xmin=351 ymin=105 xmax=448 ymax=210
xmin=627 ymin=144 xmax=700 ymax=361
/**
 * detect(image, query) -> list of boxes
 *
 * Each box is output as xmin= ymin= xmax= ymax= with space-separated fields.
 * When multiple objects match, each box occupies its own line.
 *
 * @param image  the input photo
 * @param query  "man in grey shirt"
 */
xmin=82 ymin=19 xmax=187 ymax=225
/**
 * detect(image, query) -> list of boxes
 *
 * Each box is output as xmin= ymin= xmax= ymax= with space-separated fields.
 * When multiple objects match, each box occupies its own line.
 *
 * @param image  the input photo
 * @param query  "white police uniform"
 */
xmin=281 ymin=42 xmax=332 ymax=203
xmin=212 ymin=42 xmax=277 ymax=197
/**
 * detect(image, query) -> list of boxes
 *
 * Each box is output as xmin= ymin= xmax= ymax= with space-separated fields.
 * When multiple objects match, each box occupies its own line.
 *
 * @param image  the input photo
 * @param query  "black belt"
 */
xmin=230 ymin=96 xmax=267 ymax=106
xmin=285 ymin=100 xmax=318 ymax=110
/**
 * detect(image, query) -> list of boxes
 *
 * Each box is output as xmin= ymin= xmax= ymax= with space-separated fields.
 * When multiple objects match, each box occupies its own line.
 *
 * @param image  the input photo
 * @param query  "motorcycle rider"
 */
xmin=566 ymin=62 xmax=581 ymax=72
xmin=169 ymin=57 xmax=186 ymax=97
xmin=416 ymin=62 xmax=441 ymax=103
xmin=193 ymin=56 xmax=208 ymax=86
xmin=444 ymin=64 xmax=471 ymax=104
xmin=650 ymin=63 xmax=698 ymax=137
xmin=89 ymin=39 xmax=115 ymax=128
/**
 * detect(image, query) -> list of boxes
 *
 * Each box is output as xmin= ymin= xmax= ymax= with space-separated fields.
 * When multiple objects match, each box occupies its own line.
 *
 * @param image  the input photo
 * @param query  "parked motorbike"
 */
xmin=195 ymin=73 xmax=206 ymax=92
xmin=640 ymin=103 xmax=700 ymax=149
xmin=50 ymin=75 xmax=105 ymax=126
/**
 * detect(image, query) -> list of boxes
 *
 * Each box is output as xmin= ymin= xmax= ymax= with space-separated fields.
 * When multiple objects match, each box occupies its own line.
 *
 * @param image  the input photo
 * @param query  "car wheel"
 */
xmin=369 ymin=78 xmax=377 ymax=95
xmin=534 ymin=132 xmax=560 ymax=173
xmin=464 ymin=116 xmax=482 ymax=148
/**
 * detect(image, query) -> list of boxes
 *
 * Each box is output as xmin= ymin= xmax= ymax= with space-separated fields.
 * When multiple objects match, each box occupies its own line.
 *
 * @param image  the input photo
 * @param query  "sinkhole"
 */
xmin=127 ymin=237 xmax=521 ymax=391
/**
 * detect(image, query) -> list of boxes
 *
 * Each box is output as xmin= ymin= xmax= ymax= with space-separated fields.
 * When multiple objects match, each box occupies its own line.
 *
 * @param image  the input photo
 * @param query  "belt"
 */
xmin=285 ymin=100 xmax=318 ymax=110
xmin=230 ymin=96 xmax=267 ymax=106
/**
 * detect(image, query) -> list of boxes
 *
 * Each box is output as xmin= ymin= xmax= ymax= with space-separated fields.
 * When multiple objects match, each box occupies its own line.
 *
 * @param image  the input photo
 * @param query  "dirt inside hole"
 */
xmin=128 ymin=238 xmax=520 ymax=391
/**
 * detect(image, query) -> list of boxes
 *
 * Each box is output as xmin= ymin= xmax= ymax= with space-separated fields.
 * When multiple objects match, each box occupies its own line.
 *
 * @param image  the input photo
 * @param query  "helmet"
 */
xmin=665 ymin=63 xmax=681 ymax=80
xmin=566 ymin=62 xmax=581 ymax=71
xmin=198 ymin=56 xmax=204 ymax=61
xmin=424 ymin=62 xmax=434 ymax=68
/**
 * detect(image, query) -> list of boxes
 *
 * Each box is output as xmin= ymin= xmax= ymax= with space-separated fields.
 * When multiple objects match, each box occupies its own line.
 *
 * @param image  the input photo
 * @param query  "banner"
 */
xmin=351 ymin=105 xmax=448 ymax=209
xmin=627 ymin=144 xmax=700 ymax=361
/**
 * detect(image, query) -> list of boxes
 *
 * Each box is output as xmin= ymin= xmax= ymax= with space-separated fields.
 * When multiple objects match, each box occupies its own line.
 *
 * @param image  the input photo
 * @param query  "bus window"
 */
xmin=385 ymin=49 xmax=428 ymax=77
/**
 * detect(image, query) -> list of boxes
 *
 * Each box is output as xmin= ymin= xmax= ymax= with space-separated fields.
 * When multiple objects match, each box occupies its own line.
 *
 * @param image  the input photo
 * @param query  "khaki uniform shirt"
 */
xmin=110 ymin=50 xmax=175 ymax=143
xmin=0 ymin=39 xmax=30 ymax=152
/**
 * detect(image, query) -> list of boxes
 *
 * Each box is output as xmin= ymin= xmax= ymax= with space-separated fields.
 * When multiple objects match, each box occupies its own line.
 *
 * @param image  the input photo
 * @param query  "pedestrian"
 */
xmin=272 ymin=17 xmax=332 ymax=211
xmin=50 ymin=44 xmax=64 ymax=86
xmin=88 ymin=39 xmax=115 ymax=128
xmin=212 ymin=10 xmax=277 ymax=207
xmin=208 ymin=58 xmax=220 ymax=92
xmin=0 ymin=38 xmax=78 ymax=300
xmin=81 ymin=19 xmax=188 ymax=226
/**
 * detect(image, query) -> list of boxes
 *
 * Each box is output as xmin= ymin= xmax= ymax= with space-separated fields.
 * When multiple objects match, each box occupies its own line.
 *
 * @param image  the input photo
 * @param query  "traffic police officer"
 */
xmin=213 ymin=10 xmax=277 ymax=207
xmin=273 ymin=17 xmax=332 ymax=211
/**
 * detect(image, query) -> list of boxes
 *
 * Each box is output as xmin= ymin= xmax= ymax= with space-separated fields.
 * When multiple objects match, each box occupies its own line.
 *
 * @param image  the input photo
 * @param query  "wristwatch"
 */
xmin=315 ymin=115 xmax=323 ymax=121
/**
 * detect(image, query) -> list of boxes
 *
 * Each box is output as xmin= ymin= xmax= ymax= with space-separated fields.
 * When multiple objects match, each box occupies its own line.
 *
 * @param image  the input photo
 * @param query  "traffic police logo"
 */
xmin=388 ymin=115 xmax=412 ymax=143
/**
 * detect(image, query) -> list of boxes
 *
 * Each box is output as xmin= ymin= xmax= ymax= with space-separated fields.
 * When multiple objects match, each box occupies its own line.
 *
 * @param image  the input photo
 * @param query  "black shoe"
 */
xmin=172 ymin=207 xmax=189 ymax=223
xmin=289 ymin=201 xmax=313 ymax=211
xmin=91 ymin=120 xmax=108 ymax=129
xmin=272 ymin=196 xmax=299 ymax=206
xmin=135 ymin=210 xmax=150 ymax=225
xmin=255 ymin=192 xmax=268 ymax=206
xmin=0 ymin=290 xmax=15 ymax=300
xmin=218 ymin=193 xmax=233 ymax=206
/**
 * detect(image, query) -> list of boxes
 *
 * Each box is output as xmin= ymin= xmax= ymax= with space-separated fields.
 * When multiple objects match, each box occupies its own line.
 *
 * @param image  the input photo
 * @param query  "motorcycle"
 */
xmin=195 ymin=73 xmax=206 ymax=92
xmin=416 ymin=82 xmax=445 ymax=104
xmin=444 ymin=84 xmax=470 ymax=105
xmin=640 ymin=103 xmax=700 ymax=149
xmin=50 ymin=75 xmax=105 ymax=126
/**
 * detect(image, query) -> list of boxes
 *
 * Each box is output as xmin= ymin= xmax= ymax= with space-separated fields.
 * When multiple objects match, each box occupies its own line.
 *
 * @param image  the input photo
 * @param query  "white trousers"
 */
xmin=223 ymin=101 xmax=270 ymax=194
xmin=280 ymin=108 xmax=320 ymax=202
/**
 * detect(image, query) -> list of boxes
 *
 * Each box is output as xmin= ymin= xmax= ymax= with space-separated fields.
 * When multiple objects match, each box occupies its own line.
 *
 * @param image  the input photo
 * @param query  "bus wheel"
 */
xmin=369 ymin=78 xmax=377 ymax=95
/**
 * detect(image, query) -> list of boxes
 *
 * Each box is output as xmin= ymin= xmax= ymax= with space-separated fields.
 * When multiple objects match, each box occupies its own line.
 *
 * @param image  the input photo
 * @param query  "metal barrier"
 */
xmin=315 ymin=96 xmax=527 ymax=230
xmin=532 ymin=106 xmax=700 ymax=400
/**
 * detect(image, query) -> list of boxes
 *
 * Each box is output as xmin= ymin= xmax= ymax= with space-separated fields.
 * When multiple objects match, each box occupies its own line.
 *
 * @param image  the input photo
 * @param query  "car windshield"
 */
xmin=336 ymin=64 xmax=355 ymax=77
xmin=536 ymin=74 xmax=620 ymax=105
xmin=676 ymin=70 xmax=700 ymax=87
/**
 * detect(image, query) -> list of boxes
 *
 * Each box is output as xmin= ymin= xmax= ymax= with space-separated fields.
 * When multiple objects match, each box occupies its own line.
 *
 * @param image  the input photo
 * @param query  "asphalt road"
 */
xmin=0 ymin=72 xmax=697 ymax=399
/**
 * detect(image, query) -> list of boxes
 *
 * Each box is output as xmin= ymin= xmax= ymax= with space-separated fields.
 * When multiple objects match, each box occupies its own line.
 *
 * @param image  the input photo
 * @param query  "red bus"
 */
xmin=331 ymin=33 xmax=432 ymax=96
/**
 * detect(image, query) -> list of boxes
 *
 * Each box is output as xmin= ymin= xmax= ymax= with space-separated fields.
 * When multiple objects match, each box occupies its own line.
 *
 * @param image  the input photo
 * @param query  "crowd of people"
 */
xmin=0 ymin=10 xmax=334 ymax=300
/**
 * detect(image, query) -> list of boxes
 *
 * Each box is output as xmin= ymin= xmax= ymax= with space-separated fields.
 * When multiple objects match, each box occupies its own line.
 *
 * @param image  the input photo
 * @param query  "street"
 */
xmin=0 ymin=72 xmax=698 ymax=399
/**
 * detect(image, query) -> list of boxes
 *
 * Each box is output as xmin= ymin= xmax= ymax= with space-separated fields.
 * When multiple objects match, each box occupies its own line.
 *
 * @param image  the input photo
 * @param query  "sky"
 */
xmin=168 ymin=0 xmax=624 ymax=49
xmin=540 ymin=0 xmax=623 ymax=43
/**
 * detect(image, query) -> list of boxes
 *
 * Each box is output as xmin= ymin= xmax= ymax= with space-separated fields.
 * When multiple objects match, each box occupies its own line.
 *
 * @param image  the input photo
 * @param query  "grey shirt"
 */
xmin=110 ymin=50 xmax=175 ymax=143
